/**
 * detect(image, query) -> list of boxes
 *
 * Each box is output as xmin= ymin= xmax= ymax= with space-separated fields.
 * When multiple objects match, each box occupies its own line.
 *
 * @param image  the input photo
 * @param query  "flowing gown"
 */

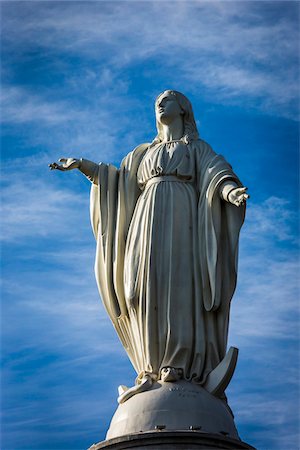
xmin=124 ymin=141 xmax=205 ymax=381
xmin=90 ymin=139 xmax=245 ymax=385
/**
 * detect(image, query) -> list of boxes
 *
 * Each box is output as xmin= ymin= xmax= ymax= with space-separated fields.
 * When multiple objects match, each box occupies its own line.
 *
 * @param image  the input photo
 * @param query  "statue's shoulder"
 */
xmin=191 ymin=139 xmax=215 ymax=157
xmin=130 ymin=142 xmax=150 ymax=159
xmin=121 ymin=143 xmax=150 ymax=170
xmin=192 ymin=138 xmax=213 ymax=150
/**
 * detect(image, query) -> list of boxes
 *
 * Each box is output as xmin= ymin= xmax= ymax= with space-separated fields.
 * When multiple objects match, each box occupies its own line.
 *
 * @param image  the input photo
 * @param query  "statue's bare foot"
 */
xmin=117 ymin=374 xmax=154 ymax=404
xmin=160 ymin=367 xmax=183 ymax=382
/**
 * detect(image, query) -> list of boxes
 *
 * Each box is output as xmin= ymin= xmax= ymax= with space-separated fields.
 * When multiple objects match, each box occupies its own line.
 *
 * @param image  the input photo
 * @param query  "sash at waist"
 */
xmin=144 ymin=175 xmax=192 ymax=189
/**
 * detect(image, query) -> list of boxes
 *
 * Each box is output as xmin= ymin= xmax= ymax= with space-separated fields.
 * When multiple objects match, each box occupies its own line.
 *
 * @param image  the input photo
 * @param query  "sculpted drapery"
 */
xmin=50 ymin=90 xmax=247 ymax=401
xmin=90 ymin=139 xmax=245 ymax=386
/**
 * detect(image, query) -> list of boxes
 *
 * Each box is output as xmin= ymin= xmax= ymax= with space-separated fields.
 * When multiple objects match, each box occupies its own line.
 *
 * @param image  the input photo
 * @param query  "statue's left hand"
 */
xmin=228 ymin=187 xmax=249 ymax=207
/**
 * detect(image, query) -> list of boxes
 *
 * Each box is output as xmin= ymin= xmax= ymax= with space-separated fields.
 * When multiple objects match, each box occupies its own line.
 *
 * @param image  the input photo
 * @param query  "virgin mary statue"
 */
xmin=50 ymin=90 xmax=248 ymax=403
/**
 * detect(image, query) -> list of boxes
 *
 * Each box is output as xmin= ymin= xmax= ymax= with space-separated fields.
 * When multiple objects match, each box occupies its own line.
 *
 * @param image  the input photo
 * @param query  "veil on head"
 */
xmin=152 ymin=90 xmax=199 ymax=145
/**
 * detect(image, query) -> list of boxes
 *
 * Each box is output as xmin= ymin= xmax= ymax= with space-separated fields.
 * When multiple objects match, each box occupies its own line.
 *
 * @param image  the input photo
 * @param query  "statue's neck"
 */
xmin=161 ymin=117 xmax=184 ymax=141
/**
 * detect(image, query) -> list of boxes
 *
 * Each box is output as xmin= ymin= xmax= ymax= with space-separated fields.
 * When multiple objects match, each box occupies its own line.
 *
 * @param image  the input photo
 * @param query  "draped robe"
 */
xmin=90 ymin=139 xmax=245 ymax=384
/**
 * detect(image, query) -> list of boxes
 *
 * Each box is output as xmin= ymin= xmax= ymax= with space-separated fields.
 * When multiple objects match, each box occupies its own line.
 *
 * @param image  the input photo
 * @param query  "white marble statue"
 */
xmin=50 ymin=90 xmax=248 ymax=403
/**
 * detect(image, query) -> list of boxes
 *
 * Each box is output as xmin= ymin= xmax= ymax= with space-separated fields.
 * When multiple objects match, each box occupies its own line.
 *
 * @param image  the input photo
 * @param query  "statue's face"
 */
xmin=155 ymin=93 xmax=183 ymax=125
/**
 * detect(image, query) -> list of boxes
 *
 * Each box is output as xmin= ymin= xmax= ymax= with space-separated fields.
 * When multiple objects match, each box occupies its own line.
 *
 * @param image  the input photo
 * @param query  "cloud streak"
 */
xmin=2 ymin=1 xmax=299 ymax=119
xmin=1 ymin=86 xmax=84 ymax=125
xmin=228 ymin=196 xmax=299 ymax=345
xmin=1 ymin=173 xmax=89 ymax=242
xmin=244 ymin=197 xmax=298 ymax=243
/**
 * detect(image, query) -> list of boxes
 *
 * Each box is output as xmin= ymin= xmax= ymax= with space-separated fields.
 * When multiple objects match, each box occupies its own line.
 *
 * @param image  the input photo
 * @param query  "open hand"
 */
xmin=49 ymin=158 xmax=81 ymax=171
xmin=228 ymin=187 xmax=249 ymax=207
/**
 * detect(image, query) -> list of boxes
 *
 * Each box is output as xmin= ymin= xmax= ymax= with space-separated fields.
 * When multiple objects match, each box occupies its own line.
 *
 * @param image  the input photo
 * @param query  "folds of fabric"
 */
xmin=90 ymin=140 xmax=245 ymax=382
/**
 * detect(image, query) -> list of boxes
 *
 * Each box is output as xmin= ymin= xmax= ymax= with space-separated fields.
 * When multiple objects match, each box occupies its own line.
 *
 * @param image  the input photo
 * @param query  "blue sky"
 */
xmin=1 ymin=1 xmax=299 ymax=449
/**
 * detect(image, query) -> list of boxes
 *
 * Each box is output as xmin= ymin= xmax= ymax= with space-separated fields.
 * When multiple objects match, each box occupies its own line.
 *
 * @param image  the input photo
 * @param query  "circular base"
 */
xmin=89 ymin=431 xmax=256 ymax=450
xmin=106 ymin=380 xmax=239 ymax=440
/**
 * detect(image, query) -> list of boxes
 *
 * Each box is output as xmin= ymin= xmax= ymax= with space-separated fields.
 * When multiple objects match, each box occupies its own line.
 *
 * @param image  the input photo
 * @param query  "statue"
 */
xmin=49 ymin=91 xmax=248 ymax=408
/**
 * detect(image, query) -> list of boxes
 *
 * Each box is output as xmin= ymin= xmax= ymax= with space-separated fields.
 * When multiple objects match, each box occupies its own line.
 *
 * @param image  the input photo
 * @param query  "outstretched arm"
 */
xmin=220 ymin=181 xmax=249 ymax=207
xmin=49 ymin=158 xmax=99 ymax=184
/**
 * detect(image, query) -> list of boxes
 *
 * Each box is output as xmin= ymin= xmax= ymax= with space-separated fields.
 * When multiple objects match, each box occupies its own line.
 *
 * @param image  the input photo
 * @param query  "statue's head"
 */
xmin=153 ymin=90 xmax=199 ymax=144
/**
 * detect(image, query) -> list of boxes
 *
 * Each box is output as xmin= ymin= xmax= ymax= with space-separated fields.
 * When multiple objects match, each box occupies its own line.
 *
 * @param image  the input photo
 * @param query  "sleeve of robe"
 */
xmin=194 ymin=139 xmax=246 ymax=312
xmin=194 ymin=140 xmax=246 ymax=362
xmin=89 ymin=143 xmax=148 ymax=371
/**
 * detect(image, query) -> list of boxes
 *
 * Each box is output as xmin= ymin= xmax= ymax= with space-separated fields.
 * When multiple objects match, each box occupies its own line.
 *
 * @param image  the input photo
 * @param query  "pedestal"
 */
xmin=89 ymin=430 xmax=255 ymax=449
xmin=88 ymin=381 xmax=256 ymax=449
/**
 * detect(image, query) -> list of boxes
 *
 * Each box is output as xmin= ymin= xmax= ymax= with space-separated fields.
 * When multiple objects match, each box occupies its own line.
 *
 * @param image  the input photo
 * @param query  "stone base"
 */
xmin=106 ymin=381 xmax=239 ymax=440
xmin=89 ymin=380 xmax=256 ymax=449
xmin=89 ymin=430 xmax=256 ymax=449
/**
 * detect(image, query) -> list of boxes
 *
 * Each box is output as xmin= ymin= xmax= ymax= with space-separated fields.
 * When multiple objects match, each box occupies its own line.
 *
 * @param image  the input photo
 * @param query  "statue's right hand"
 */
xmin=49 ymin=158 xmax=81 ymax=171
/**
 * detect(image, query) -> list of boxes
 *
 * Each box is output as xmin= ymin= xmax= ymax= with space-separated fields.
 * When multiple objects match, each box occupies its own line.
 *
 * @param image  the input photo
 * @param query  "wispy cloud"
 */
xmin=228 ymin=196 xmax=299 ymax=344
xmin=2 ymin=239 xmax=134 ymax=449
xmin=1 ymin=173 xmax=90 ymax=242
xmin=1 ymin=86 xmax=84 ymax=125
xmin=244 ymin=197 xmax=298 ymax=243
xmin=231 ymin=391 xmax=300 ymax=449
xmin=231 ymin=256 xmax=299 ymax=341
xmin=2 ymin=1 xmax=299 ymax=119
xmin=1 ymin=82 xmax=152 ymax=160
xmin=222 ymin=193 xmax=300 ymax=448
